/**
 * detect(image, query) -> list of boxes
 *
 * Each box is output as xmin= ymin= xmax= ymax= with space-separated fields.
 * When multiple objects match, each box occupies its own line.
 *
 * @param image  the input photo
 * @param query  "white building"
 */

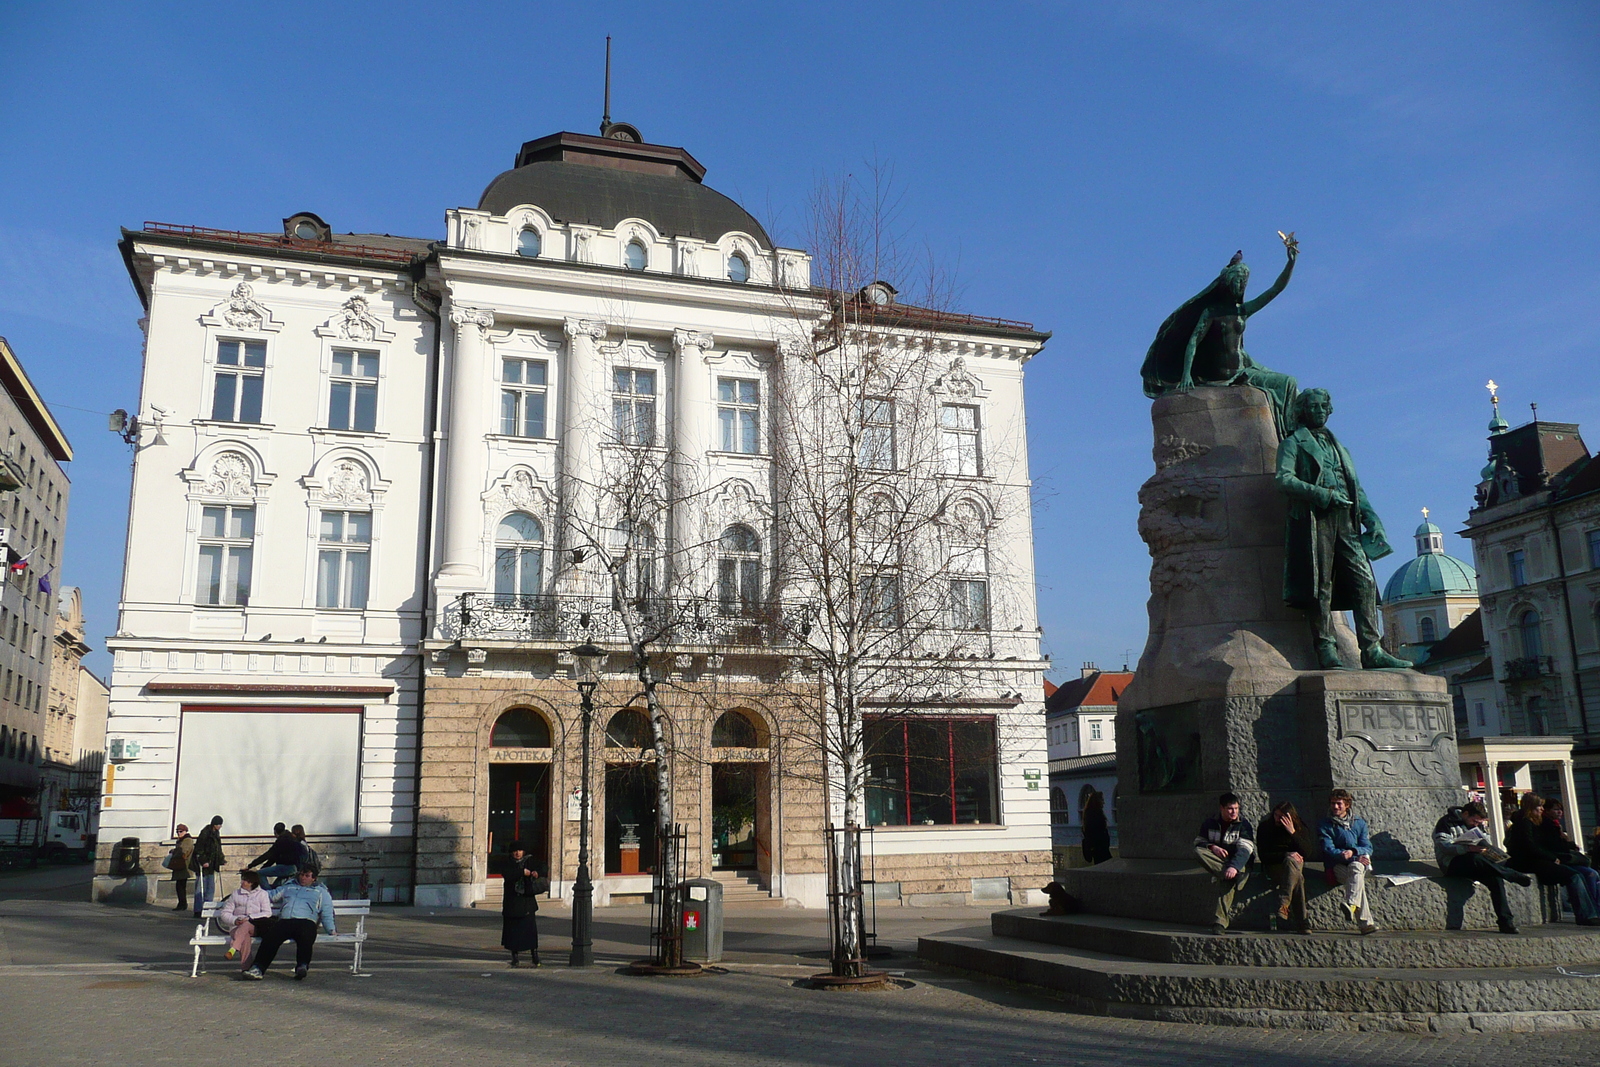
xmin=99 ymin=123 xmax=1054 ymax=907
xmin=1046 ymin=665 xmax=1129 ymax=866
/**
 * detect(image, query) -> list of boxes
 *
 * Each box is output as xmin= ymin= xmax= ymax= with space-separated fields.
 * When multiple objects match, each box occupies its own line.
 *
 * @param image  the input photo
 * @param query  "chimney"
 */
xmin=1080 ymin=661 xmax=1097 ymax=679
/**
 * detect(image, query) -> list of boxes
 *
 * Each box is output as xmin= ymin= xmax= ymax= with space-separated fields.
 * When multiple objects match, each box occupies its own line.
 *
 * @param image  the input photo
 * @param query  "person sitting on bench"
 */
xmin=243 ymin=864 xmax=336 ymax=980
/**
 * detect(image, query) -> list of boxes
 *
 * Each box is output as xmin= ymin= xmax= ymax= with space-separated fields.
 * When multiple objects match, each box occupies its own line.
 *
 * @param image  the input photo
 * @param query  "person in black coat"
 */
xmin=1256 ymin=801 xmax=1315 ymax=933
xmin=1507 ymin=795 xmax=1600 ymax=926
xmin=1081 ymin=791 xmax=1112 ymax=866
xmin=501 ymin=841 xmax=549 ymax=967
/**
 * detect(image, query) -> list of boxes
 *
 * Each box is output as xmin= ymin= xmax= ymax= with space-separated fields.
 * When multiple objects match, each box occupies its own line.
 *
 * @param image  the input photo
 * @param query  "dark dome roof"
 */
xmin=478 ymin=131 xmax=771 ymax=249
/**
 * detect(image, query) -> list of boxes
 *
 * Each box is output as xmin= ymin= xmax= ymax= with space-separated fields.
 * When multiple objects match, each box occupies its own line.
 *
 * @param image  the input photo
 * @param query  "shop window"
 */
xmin=864 ymin=717 xmax=998 ymax=827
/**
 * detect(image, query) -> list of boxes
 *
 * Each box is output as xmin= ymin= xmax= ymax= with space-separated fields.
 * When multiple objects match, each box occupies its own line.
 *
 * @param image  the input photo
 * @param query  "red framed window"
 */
xmin=864 ymin=716 xmax=998 ymax=827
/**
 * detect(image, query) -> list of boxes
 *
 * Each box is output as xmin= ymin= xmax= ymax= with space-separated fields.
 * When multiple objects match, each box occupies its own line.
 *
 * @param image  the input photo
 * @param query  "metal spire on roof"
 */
xmin=601 ymin=35 xmax=612 ymax=134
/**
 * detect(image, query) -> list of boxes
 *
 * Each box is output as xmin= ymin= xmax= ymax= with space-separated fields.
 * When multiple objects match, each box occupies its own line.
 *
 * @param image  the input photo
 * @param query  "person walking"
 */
xmin=1318 ymin=789 xmax=1378 ymax=935
xmin=1081 ymin=791 xmax=1112 ymax=866
xmin=246 ymin=823 xmax=301 ymax=887
xmin=243 ymin=865 xmax=336 ymax=980
xmin=1193 ymin=792 xmax=1256 ymax=934
xmin=1507 ymin=794 xmax=1600 ymax=926
xmin=190 ymin=816 xmax=226 ymax=918
xmin=168 ymin=825 xmax=195 ymax=911
xmin=218 ymin=870 xmax=273 ymax=968
xmin=501 ymin=841 xmax=548 ymax=967
xmin=1432 ymin=801 xmax=1527 ymax=934
xmin=1256 ymin=801 xmax=1313 ymax=934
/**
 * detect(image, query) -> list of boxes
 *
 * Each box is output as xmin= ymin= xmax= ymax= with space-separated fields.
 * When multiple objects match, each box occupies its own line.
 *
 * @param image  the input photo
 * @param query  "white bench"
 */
xmin=189 ymin=899 xmax=369 ymax=977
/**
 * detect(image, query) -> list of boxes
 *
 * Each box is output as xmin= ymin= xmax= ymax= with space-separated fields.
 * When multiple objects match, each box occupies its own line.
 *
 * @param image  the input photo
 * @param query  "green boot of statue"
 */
xmin=1315 ymin=641 xmax=1345 ymax=670
xmin=1361 ymin=645 xmax=1411 ymax=670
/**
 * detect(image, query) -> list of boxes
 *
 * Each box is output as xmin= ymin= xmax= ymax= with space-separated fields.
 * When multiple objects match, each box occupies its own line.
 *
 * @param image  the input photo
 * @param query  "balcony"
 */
xmin=451 ymin=592 xmax=812 ymax=650
xmin=1501 ymin=656 xmax=1555 ymax=682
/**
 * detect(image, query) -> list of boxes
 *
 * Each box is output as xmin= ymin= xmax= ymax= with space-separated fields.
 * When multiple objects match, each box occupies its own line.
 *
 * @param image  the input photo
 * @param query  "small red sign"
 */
xmin=683 ymin=910 xmax=700 ymax=930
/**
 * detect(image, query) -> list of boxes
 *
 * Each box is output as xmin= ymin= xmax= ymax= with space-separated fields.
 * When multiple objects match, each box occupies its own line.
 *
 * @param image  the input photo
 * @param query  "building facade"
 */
xmin=0 ymin=338 xmax=71 ymax=819
xmin=1045 ymin=664 xmax=1129 ymax=867
xmin=100 ymin=124 xmax=1053 ymax=908
xmin=41 ymin=586 xmax=106 ymax=817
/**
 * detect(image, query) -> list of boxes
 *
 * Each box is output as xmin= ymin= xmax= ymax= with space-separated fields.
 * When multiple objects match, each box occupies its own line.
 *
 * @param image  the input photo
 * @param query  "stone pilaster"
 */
xmin=437 ymin=306 xmax=494 ymax=592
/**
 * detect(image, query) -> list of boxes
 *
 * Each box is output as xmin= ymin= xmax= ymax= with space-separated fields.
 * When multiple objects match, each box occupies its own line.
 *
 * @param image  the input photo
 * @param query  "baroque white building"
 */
xmin=99 ymin=124 xmax=1053 ymax=907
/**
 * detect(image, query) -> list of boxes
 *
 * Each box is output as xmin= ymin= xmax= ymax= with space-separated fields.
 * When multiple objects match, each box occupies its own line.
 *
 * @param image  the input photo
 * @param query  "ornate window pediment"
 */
xmin=315 ymin=294 xmax=394 ymax=343
xmin=200 ymin=282 xmax=283 ymax=334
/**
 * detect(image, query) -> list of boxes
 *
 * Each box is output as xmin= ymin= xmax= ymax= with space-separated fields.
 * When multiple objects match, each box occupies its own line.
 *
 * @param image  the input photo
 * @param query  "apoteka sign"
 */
xmin=1336 ymin=699 xmax=1453 ymax=752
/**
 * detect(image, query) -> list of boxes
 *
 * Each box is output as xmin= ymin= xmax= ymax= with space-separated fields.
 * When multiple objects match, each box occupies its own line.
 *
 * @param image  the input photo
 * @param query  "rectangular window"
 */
xmin=859 ymin=398 xmax=896 ymax=470
xmin=950 ymin=578 xmax=989 ymax=630
xmin=717 ymin=378 xmax=760 ymax=453
xmin=865 ymin=717 xmax=999 ymax=827
xmin=1475 ymin=702 xmax=1487 ymax=726
xmin=1090 ymin=720 xmax=1103 ymax=741
xmin=500 ymin=357 xmax=549 ymax=438
xmin=316 ymin=511 xmax=371 ymax=610
xmin=211 ymin=341 xmax=266 ymax=423
xmin=717 ymin=557 xmax=762 ymax=616
xmin=1588 ymin=529 xmax=1600 ymax=571
xmin=327 ymin=349 xmax=379 ymax=432
xmin=1508 ymin=549 xmax=1527 ymax=587
xmin=941 ymin=404 xmax=982 ymax=476
xmin=612 ymin=368 xmax=656 ymax=446
xmin=196 ymin=505 xmax=254 ymax=606
xmin=859 ymin=573 xmax=901 ymax=628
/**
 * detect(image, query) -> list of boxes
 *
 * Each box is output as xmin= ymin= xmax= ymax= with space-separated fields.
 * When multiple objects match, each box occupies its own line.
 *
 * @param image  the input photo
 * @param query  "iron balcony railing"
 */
xmin=452 ymin=592 xmax=814 ymax=648
xmin=1502 ymin=655 xmax=1556 ymax=682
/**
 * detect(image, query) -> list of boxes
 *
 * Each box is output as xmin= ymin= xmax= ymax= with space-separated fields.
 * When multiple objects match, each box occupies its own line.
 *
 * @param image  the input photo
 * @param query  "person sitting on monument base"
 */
xmin=1433 ymin=800 xmax=1528 ymax=934
xmin=1318 ymin=789 xmax=1379 ymax=935
xmin=1256 ymin=800 xmax=1315 ymax=934
xmin=1275 ymin=388 xmax=1412 ymax=671
xmin=1194 ymin=792 xmax=1256 ymax=935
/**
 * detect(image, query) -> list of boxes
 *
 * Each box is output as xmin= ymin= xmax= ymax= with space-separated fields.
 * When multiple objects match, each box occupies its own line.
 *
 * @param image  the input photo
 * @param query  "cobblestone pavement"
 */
xmin=1 ymin=872 xmax=1597 ymax=1067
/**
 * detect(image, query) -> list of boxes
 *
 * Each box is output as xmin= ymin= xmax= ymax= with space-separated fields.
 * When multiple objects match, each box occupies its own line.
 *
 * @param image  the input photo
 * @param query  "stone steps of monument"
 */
xmin=994 ymin=909 xmax=1600 ymax=969
xmin=918 ymin=926 xmax=1600 ymax=1032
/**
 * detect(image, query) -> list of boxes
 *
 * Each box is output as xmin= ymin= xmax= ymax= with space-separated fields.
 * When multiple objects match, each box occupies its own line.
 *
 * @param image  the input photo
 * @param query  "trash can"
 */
xmin=679 ymin=878 xmax=724 ymax=962
xmin=110 ymin=837 xmax=143 ymax=877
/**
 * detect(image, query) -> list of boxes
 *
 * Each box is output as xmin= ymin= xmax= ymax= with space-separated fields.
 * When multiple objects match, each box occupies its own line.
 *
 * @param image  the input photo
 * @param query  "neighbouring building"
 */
xmin=100 ymin=119 xmax=1053 ymax=908
xmin=1046 ymin=663 xmax=1130 ymax=868
xmin=1381 ymin=510 xmax=1478 ymax=664
xmin=42 ymin=587 xmax=107 ymax=821
xmin=0 ymin=337 xmax=71 ymax=821
xmin=1460 ymin=391 xmax=1600 ymax=835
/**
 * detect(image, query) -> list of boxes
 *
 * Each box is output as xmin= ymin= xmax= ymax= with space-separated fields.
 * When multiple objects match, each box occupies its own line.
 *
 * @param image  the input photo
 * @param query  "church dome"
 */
xmin=1383 ymin=514 xmax=1478 ymax=603
xmin=478 ymin=130 xmax=772 ymax=249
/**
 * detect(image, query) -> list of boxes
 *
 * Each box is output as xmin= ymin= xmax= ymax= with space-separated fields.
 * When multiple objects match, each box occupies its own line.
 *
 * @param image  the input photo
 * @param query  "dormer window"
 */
xmin=294 ymin=221 xmax=318 ymax=240
xmin=517 ymin=228 xmax=541 ymax=258
xmin=861 ymin=281 xmax=897 ymax=307
xmin=624 ymin=241 xmax=648 ymax=271
xmin=283 ymin=212 xmax=331 ymax=243
xmin=727 ymin=253 xmax=750 ymax=284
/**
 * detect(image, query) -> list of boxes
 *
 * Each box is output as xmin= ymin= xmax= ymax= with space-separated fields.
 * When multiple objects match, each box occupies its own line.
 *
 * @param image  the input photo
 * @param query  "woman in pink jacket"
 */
xmin=218 ymin=870 xmax=273 ymax=968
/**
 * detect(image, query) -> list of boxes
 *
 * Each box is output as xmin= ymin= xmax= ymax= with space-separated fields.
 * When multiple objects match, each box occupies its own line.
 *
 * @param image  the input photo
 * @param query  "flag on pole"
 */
xmin=37 ymin=571 xmax=51 ymax=595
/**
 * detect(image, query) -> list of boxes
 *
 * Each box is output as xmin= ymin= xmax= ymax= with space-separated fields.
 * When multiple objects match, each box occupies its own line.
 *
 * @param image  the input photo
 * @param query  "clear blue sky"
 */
xmin=1 ymin=3 xmax=1595 ymax=679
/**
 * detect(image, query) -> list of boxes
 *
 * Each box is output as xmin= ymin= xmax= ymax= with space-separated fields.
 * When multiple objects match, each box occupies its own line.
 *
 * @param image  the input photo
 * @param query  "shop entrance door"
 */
xmin=487 ymin=763 xmax=550 ymax=878
xmin=712 ymin=763 xmax=760 ymax=870
xmin=604 ymin=763 xmax=658 ymax=875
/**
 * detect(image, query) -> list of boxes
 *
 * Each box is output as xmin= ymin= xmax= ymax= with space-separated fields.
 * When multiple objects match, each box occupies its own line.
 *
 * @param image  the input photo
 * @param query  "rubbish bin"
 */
xmin=110 ymin=837 xmax=143 ymax=877
xmin=680 ymin=878 xmax=724 ymax=962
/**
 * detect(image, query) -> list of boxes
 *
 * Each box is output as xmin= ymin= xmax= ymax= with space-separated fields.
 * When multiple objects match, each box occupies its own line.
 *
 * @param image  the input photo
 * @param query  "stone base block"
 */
xmin=1055 ymin=858 xmax=1541 ymax=932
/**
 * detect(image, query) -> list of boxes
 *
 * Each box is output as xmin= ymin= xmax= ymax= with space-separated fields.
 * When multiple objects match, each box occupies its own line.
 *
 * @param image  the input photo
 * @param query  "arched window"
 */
xmin=494 ymin=513 xmax=544 ymax=596
xmin=605 ymin=708 xmax=653 ymax=749
xmin=517 ymin=228 xmax=541 ymax=258
xmin=1419 ymin=616 xmax=1437 ymax=643
xmin=491 ymin=708 xmax=551 ymax=747
xmin=1528 ymin=696 xmax=1548 ymax=736
xmin=1049 ymin=787 xmax=1069 ymax=825
xmin=727 ymin=253 xmax=749 ymax=283
xmin=711 ymin=710 xmax=761 ymax=748
xmin=613 ymin=521 xmax=657 ymax=598
xmin=624 ymin=240 xmax=647 ymax=271
xmin=717 ymin=525 xmax=762 ymax=616
xmin=1519 ymin=610 xmax=1543 ymax=659
xmin=947 ymin=500 xmax=990 ymax=630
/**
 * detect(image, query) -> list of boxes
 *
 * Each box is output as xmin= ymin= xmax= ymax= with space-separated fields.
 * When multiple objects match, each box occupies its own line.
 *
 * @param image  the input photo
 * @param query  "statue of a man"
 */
xmin=1276 ymin=389 xmax=1410 ymax=670
xmin=1140 ymin=234 xmax=1301 ymax=438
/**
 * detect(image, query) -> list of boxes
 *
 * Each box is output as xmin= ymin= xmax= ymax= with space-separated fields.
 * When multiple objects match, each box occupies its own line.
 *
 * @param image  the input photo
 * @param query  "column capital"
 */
xmin=673 ymin=329 xmax=714 ymax=354
xmin=564 ymin=318 xmax=608 ymax=342
xmin=449 ymin=305 xmax=494 ymax=333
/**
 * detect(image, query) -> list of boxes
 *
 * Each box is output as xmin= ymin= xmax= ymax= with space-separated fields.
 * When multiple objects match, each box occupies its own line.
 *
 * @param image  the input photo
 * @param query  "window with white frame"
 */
xmin=1089 ymin=720 xmax=1103 ymax=741
xmin=950 ymin=578 xmax=989 ymax=630
xmin=612 ymin=521 xmax=656 ymax=597
xmin=613 ymin=368 xmax=656 ymax=446
xmin=196 ymin=505 xmax=254 ymax=606
xmin=211 ymin=340 xmax=266 ymax=423
xmin=859 ymin=398 xmax=896 ymax=470
xmin=1419 ymin=616 xmax=1437 ymax=643
xmin=859 ymin=572 xmax=902 ymax=628
xmin=315 ymin=511 xmax=371 ymax=609
xmin=941 ymin=404 xmax=982 ymax=476
xmin=517 ymin=228 xmax=541 ymax=258
xmin=624 ymin=241 xmax=647 ymax=271
xmin=727 ymin=253 xmax=749 ymax=283
xmin=717 ymin=378 xmax=760 ymax=453
xmin=947 ymin=501 xmax=989 ymax=630
xmin=327 ymin=350 xmax=379 ymax=432
xmin=501 ymin=357 xmax=549 ymax=438
xmin=717 ymin=525 xmax=762 ymax=616
xmin=493 ymin=513 xmax=544 ymax=597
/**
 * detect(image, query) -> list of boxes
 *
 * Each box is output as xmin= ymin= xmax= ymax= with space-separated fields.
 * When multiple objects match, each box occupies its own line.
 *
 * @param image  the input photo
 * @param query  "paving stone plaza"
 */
xmin=3 ymin=865 xmax=1598 ymax=1067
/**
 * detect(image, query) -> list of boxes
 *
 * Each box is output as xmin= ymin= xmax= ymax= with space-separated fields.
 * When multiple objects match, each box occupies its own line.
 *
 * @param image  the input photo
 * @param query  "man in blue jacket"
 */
xmin=1318 ymin=789 xmax=1378 ymax=935
xmin=243 ymin=864 xmax=336 ymax=980
xmin=1194 ymin=792 xmax=1256 ymax=934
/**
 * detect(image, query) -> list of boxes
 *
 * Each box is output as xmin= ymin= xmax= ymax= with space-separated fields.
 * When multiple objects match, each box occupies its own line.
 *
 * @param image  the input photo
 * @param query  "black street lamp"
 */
xmin=567 ymin=640 xmax=606 ymax=967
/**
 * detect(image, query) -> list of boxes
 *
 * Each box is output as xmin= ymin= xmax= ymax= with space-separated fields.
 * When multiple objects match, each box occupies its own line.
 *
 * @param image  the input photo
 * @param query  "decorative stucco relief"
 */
xmin=201 ymin=282 xmax=282 ymax=333
xmin=318 ymin=294 xmax=393 ymax=343
xmin=203 ymin=451 xmax=256 ymax=498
